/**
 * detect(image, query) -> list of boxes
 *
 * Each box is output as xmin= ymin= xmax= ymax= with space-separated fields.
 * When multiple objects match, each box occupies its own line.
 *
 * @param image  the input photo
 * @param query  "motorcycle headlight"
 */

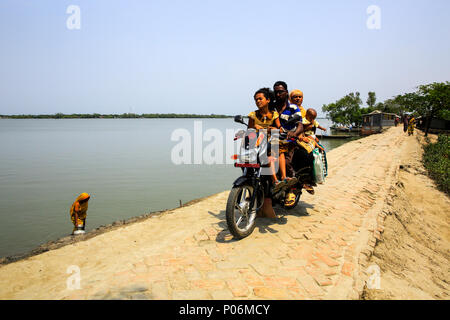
xmin=239 ymin=148 xmax=258 ymax=164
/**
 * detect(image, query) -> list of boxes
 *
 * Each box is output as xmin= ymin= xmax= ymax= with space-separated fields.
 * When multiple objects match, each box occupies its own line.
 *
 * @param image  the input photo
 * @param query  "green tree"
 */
xmin=375 ymin=99 xmax=405 ymax=115
xmin=322 ymin=92 xmax=363 ymax=126
xmin=366 ymin=92 xmax=376 ymax=109
xmin=395 ymin=81 xmax=450 ymax=136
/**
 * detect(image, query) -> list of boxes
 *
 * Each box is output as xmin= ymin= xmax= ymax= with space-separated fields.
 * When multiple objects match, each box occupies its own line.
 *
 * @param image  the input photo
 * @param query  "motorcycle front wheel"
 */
xmin=226 ymin=184 xmax=258 ymax=239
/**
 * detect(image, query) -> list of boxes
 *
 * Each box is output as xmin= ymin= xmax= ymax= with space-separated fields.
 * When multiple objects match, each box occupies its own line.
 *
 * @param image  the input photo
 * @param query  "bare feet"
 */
xmin=258 ymin=198 xmax=277 ymax=218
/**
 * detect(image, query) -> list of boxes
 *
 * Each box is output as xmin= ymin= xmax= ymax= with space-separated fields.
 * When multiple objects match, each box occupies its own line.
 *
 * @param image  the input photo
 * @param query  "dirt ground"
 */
xmin=0 ymin=127 xmax=448 ymax=300
xmin=362 ymin=130 xmax=450 ymax=300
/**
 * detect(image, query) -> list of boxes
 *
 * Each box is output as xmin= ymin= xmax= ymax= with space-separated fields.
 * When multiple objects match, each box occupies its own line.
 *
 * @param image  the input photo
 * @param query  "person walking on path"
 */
xmin=403 ymin=115 xmax=409 ymax=133
xmin=408 ymin=116 xmax=415 ymax=136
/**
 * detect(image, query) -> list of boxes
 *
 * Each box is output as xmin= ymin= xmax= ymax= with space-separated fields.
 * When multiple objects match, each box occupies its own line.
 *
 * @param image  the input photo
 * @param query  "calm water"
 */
xmin=0 ymin=118 xmax=350 ymax=258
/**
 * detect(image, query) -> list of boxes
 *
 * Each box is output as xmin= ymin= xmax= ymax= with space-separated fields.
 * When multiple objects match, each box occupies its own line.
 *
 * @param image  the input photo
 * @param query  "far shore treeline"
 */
xmin=2 ymin=81 xmax=448 ymax=133
xmin=0 ymin=113 xmax=232 ymax=119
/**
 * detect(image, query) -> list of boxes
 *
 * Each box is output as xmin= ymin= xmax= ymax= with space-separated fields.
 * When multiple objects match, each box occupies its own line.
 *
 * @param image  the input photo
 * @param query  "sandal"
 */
xmin=272 ymin=180 xmax=286 ymax=193
xmin=303 ymin=184 xmax=315 ymax=195
xmin=284 ymin=192 xmax=296 ymax=207
xmin=284 ymin=177 xmax=298 ymax=188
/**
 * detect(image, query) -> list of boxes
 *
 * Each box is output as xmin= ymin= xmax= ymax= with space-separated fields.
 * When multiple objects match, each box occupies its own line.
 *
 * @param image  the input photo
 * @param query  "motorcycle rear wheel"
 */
xmin=226 ymin=184 xmax=258 ymax=239
xmin=284 ymin=192 xmax=301 ymax=210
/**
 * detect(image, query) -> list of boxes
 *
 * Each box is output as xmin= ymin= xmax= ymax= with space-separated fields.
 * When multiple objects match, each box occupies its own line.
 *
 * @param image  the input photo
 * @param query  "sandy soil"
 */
xmin=0 ymin=197 xmax=210 ymax=266
xmin=362 ymin=131 xmax=450 ymax=299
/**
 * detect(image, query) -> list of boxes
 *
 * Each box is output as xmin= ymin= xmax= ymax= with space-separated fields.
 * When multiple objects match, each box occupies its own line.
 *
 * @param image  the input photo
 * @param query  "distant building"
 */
xmin=361 ymin=110 xmax=397 ymax=135
xmin=416 ymin=116 xmax=450 ymax=133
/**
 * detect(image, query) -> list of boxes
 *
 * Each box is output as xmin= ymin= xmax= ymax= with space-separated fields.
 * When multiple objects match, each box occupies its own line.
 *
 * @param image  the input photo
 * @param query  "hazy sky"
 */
xmin=0 ymin=0 xmax=449 ymax=116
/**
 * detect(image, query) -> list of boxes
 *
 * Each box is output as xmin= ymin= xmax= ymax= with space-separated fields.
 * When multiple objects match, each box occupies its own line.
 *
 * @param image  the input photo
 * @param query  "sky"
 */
xmin=0 ymin=0 xmax=449 ymax=117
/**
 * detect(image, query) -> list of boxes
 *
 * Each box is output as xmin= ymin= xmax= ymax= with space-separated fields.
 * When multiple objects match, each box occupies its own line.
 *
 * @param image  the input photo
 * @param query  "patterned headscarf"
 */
xmin=70 ymin=192 xmax=90 ymax=215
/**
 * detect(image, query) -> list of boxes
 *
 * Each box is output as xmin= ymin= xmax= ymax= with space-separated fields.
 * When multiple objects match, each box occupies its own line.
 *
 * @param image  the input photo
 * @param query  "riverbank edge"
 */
xmin=0 ymin=194 xmax=217 ymax=266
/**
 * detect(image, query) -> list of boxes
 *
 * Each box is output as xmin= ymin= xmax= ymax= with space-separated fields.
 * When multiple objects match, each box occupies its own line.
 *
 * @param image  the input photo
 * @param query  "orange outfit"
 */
xmin=299 ymin=106 xmax=306 ymax=119
xmin=70 ymin=193 xmax=90 ymax=231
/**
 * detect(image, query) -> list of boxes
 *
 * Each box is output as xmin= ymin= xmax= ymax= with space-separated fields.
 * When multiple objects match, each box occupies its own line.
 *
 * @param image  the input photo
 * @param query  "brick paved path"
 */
xmin=0 ymin=127 xmax=406 ymax=299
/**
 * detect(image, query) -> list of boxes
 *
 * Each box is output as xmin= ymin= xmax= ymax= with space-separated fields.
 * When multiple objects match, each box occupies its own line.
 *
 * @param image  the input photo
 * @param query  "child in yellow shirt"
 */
xmin=302 ymin=108 xmax=327 ymax=137
xmin=300 ymin=108 xmax=326 ymax=193
xmin=248 ymin=88 xmax=285 ymax=192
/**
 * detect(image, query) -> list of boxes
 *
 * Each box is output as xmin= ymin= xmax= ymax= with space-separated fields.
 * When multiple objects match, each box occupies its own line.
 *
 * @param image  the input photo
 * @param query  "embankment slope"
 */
xmin=362 ymin=131 xmax=449 ymax=299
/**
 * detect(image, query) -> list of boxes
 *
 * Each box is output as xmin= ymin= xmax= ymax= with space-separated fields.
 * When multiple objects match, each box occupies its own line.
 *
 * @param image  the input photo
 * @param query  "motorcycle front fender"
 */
xmin=232 ymin=176 xmax=252 ymax=187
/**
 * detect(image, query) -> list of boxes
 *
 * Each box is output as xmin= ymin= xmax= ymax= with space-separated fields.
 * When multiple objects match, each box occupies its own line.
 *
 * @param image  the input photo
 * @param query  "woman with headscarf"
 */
xmin=289 ymin=90 xmax=306 ymax=119
xmin=408 ymin=116 xmax=415 ymax=136
xmin=70 ymin=192 xmax=90 ymax=235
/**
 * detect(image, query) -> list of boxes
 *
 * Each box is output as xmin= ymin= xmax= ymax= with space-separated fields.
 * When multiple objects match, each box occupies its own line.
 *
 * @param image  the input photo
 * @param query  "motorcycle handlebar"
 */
xmin=234 ymin=129 xmax=298 ymax=142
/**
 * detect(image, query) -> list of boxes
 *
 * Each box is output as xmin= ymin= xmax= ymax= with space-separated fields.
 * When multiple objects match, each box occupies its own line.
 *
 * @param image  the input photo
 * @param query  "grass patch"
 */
xmin=423 ymin=134 xmax=450 ymax=195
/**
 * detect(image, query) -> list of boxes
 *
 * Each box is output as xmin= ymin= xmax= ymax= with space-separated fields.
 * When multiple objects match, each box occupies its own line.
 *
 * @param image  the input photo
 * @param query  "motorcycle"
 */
xmin=226 ymin=114 xmax=315 ymax=239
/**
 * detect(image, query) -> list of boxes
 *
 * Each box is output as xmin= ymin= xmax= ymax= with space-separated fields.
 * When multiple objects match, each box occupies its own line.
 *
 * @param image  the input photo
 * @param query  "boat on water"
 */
xmin=330 ymin=125 xmax=361 ymax=133
xmin=317 ymin=134 xmax=353 ymax=139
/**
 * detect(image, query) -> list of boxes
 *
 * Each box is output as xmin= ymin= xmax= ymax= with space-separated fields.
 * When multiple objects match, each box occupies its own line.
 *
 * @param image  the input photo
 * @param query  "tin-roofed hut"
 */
xmin=361 ymin=110 xmax=398 ymax=135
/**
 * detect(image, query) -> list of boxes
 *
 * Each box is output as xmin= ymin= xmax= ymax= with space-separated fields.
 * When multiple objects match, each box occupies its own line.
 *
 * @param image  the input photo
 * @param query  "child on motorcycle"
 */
xmin=303 ymin=108 xmax=327 ymax=138
xmin=300 ymin=108 xmax=326 ymax=193
xmin=289 ymin=89 xmax=307 ymax=119
xmin=248 ymin=88 xmax=285 ymax=192
xmin=248 ymin=88 xmax=280 ymax=131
